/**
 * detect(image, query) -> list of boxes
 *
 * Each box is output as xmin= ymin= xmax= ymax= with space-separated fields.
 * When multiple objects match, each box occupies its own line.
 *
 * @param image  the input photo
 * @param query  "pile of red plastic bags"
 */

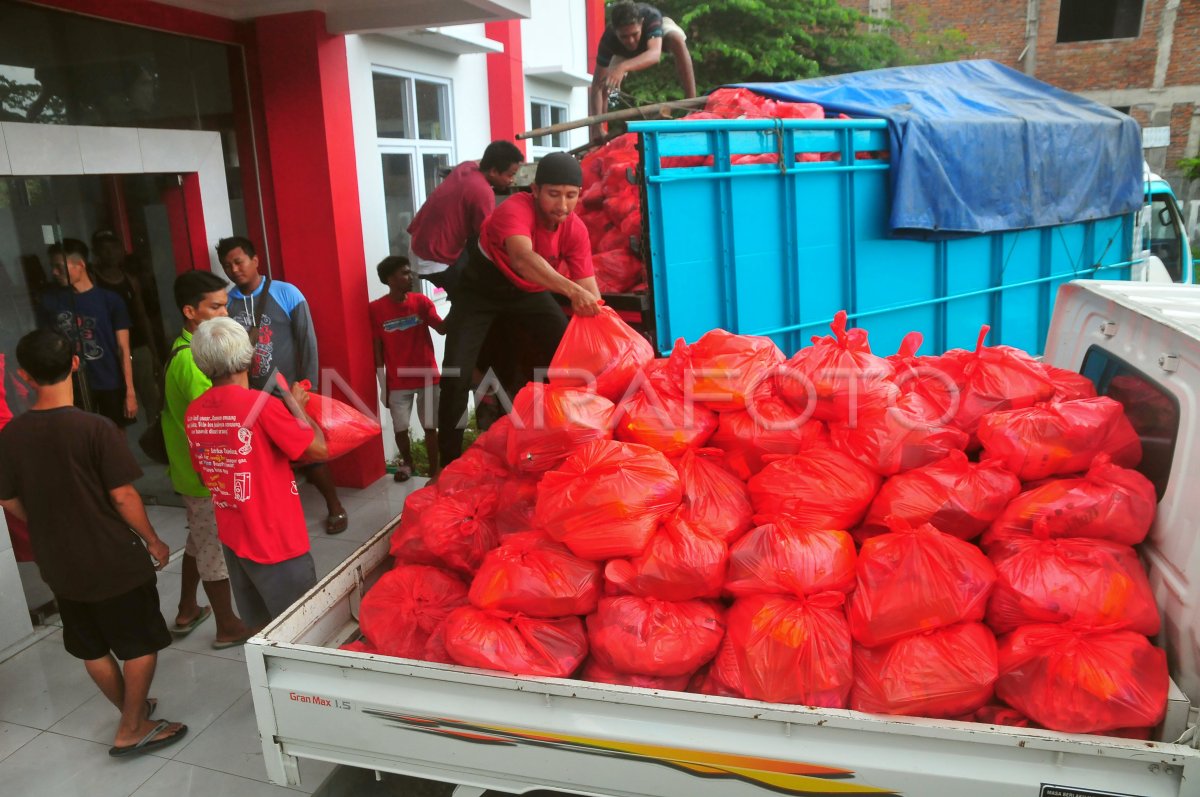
xmin=348 ymin=306 xmax=1167 ymax=739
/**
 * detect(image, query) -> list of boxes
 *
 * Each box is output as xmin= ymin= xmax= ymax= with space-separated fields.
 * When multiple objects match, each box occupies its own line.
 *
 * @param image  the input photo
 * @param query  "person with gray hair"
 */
xmin=185 ymin=317 xmax=327 ymax=628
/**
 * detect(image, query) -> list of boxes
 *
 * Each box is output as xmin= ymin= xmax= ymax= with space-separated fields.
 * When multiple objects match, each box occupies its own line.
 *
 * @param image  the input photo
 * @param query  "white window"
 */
xmin=372 ymin=69 xmax=454 ymax=260
xmin=528 ymin=98 xmax=569 ymax=159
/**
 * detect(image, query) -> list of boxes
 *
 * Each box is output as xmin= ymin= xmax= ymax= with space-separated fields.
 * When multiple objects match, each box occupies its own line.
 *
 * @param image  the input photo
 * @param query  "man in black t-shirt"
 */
xmin=589 ymin=1 xmax=696 ymax=140
xmin=0 ymin=329 xmax=188 ymax=759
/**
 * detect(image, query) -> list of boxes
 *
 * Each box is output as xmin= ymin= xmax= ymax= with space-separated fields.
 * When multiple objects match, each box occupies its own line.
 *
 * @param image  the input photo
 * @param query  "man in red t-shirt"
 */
xmin=437 ymin=152 xmax=603 ymax=466
xmin=185 ymin=317 xmax=327 ymax=629
xmin=406 ymin=140 xmax=524 ymax=296
xmin=370 ymin=256 xmax=446 ymax=480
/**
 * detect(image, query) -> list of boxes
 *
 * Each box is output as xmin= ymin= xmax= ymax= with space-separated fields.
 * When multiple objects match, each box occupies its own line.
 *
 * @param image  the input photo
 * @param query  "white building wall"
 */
xmin=345 ymin=9 xmax=592 ymax=457
xmin=522 ymin=0 xmax=590 ymax=153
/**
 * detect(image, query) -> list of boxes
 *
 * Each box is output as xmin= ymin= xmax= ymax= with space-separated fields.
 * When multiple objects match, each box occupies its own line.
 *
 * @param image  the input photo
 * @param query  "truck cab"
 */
xmin=1140 ymin=174 xmax=1194 ymax=284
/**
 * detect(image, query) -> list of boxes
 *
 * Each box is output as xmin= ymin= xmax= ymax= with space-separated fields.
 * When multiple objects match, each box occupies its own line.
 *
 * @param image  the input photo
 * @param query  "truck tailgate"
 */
xmin=247 ymin=524 xmax=1200 ymax=797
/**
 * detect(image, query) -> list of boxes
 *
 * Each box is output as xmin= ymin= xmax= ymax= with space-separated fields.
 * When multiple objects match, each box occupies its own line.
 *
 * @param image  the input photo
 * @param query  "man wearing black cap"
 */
xmin=437 ymin=151 xmax=602 ymax=466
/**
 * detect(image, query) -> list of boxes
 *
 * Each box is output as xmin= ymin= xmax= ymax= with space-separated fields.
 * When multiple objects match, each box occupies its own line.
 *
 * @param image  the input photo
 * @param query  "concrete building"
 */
xmin=853 ymin=0 xmax=1200 ymax=236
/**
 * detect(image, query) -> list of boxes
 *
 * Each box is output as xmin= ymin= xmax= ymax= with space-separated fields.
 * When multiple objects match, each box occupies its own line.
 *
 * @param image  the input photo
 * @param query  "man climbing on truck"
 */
xmin=589 ymin=1 xmax=696 ymax=142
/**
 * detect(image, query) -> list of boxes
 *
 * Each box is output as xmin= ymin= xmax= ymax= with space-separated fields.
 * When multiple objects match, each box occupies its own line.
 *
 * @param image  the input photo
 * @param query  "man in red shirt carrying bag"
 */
xmin=437 ymin=152 xmax=602 ymax=467
xmin=370 ymin=256 xmax=445 ymax=480
xmin=185 ymin=317 xmax=327 ymax=628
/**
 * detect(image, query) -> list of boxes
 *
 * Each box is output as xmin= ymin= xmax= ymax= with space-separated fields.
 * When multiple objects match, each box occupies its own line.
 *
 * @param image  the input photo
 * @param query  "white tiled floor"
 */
xmin=0 ymin=474 xmax=422 ymax=797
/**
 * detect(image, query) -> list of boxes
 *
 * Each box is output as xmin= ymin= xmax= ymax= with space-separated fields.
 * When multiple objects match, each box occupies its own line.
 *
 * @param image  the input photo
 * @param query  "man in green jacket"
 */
xmin=162 ymin=270 xmax=253 ymax=647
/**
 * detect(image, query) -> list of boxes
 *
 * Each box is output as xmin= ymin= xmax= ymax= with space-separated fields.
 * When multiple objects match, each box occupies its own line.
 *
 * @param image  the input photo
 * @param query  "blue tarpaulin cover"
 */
xmin=738 ymin=60 xmax=1143 ymax=239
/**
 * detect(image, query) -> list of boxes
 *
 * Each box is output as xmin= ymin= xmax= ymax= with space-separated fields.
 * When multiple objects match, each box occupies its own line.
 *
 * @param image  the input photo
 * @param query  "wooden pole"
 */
xmin=516 ymin=97 xmax=708 ymax=140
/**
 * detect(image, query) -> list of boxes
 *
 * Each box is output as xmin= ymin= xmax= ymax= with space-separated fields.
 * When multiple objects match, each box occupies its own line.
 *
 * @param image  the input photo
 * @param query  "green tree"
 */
xmin=619 ymin=0 xmax=904 ymax=104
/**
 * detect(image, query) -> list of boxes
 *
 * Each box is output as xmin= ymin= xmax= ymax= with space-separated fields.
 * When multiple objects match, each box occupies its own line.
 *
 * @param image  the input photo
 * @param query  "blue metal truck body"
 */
xmin=631 ymin=117 xmax=1191 ymax=357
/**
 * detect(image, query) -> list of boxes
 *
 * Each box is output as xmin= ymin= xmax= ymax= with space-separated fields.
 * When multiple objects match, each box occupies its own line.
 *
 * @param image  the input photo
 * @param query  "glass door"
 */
xmin=0 ymin=172 xmax=190 ymax=506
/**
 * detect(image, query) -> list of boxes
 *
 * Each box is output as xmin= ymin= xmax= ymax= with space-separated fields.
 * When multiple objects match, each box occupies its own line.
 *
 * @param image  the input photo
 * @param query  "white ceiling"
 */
xmin=149 ymin=0 xmax=531 ymax=34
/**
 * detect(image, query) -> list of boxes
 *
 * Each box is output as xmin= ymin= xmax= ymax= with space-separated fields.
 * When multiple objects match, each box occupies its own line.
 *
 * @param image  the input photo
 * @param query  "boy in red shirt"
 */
xmin=370 ymin=256 xmax=445 ymax=480
xmin=185 ymin=317 xmax=327 ymax=628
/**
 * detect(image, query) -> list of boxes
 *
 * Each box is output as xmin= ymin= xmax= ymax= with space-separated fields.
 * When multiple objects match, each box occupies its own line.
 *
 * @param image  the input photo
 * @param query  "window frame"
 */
xmin=528 ymin=97 xmax=571 ymax=159
xmin=1056 ymin=0 xmax=1145 ymax=43
xmin=372 ymin=67 xmax=457 ymax=299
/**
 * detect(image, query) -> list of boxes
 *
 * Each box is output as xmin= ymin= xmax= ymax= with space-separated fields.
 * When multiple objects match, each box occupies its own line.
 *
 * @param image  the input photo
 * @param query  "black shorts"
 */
xmin=58 ymin=579 xmax=172 ymax=661
xmin=89 ymin=387 xmax=134 ymax=428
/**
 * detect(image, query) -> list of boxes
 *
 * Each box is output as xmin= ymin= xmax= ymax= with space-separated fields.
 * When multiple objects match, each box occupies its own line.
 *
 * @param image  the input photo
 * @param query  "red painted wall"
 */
xmin=485 ymin=20 xmax=527 ymax=154
xmin=253 ymin=11 xmax=383 ymax=488
xmin=586 ymin=0 xmax=606 ymax=74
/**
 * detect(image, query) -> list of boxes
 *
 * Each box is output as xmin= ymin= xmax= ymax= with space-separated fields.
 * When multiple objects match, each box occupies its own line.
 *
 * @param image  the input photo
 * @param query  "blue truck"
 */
xmin=622 ymin=61 xmax=1193 ymax=357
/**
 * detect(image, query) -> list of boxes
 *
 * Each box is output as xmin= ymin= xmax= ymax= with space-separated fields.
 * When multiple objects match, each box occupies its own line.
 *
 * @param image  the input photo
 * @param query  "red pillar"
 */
xmin=485 ymin=20 xmax=527 ymax=154
xmin=253 ymin=11 xmax=384 ymax=488
xmin=586 ymin=0 xmax=607 ymax=75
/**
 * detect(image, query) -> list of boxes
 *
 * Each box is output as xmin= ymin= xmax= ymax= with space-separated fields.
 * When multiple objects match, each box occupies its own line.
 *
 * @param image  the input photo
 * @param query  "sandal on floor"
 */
xmin=109 ymin=720 xmax=189 ymax=758
xmin=393 ymin=464 xmax=413 ymax=482
xmin=171 ymin=605 xmax=212 ymax=637
xmin=326 ymin=511 xmax=349 ymax=535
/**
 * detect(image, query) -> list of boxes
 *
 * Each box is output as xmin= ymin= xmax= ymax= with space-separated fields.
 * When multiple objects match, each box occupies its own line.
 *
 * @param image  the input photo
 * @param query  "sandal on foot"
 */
xmin=171 ymin=605 xmax=212 ymax=637
xmin=109 ymin=720 xmax=189 ymax=758
xmin=392 ymin=464 xmax=413 ymax=483
xmin=326 ymin=511 xmax=349 ymax=535
xmin=212 ymin=631 xmax=255 ymax=650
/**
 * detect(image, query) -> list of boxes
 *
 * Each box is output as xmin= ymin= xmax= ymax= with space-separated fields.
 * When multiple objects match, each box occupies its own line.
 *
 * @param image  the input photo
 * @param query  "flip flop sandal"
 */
xmin=326 ymin=511 xmax=349 ymax=535
xmin=393 ymin=464 xmax=413 ymax=482
xmin=108 ymin=720 xmax=189 ymax=758
xmin=211 ymin=632 xmax=255 ymax=650
xmin=171 ymin=605 xmax=212 ymax=637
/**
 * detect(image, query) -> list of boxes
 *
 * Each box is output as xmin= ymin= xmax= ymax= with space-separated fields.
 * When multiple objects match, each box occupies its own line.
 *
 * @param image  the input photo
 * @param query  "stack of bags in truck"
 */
xmin=577 ymin=88 xmax=832 ymax=294
xmin=348 ymin=307 xmax=1168 ymax=739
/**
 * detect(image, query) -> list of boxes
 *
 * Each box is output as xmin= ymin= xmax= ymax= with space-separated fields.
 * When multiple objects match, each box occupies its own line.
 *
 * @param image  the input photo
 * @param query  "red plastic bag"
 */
xmin=389 ymin=486 xmax=442 ymax=565
xmin=720 ymin=592 xmax=853 ymax=707
xmin=506 ymin=384 xmax=615 ymax=474
xmin=747 ymin=448 xmax=881 ymax=529
xmin=671 ymin=448 xmax=754 ymax=543
xmin=550 ymin=307 xmax=655 ymax=401
xmin=475 ymin=414 xmax=514 ymax=460
xmin=535 ymin=439 xmax=682 ymax=560
xmin=587 ymin=596 xmax=724 ymax=677
xmin=435 ymin=445 xmax=510 ymax=496
xmin=829 ymin=390 xmax=969 ymax=476
xmin=614 ymin=387 xmax=719 ymax=455
xmin=593 ymin=249 xmax=646 ymax=294
xmin=493 ymin=475 xmax=540 ymax=537
xmin=710 ymin=396 xmax=829 ymax=479
xmin=985 ymin=530 xmax=1160 ymax=635
xmin=860 ymin=451 xmax=1022 ymax=542
xmin=941 ymin=327 xmax=1055 ymax=439
xmin=581 ymin=659 xmax=692 ymax=692
xmin=848 ymin=520 xmax=996 ymax=648
xmin=978 ymin=397 xmax=1142 ymax=481
xmin=669 ymin=330 xmax=784 ymax=412
xmin=887 ymin=332 xmax=960 ymax=419
xmin=725 ymin=520 xmax=856 ymax=598
xmin=982 ymin=455 xmax=1157 ymax=548
xmin=468 ymin=531 xmax=601 ymax=617
xmin=995 ymin=624 xmax=1168 ymax=734
xmin=420 ymin=490 xmax=500 ymax=573
xmin=605 ymin=515 xmax=728 ymax=601
xmin=442 ymin=607 xmax=588 ymax=678
xmin=852 ymin=623 xmax=998 ymax=718
xmin=955 ymin=704 xmax=1033 ymax=728
xmin=777 ymin=311 xmax=898 ymax=424
xmin=359 ymin=565 xmax=469 ymax=659
xmin=292 ymin=378 xmax=381 ymax=462
xmin=1043 ymin=365 xmax=1097 ymax=402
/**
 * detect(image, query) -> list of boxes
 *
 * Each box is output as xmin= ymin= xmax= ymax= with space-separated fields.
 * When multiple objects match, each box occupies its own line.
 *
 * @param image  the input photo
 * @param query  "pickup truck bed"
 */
xmin=247 ymin=525 xmax=1198 ymax=797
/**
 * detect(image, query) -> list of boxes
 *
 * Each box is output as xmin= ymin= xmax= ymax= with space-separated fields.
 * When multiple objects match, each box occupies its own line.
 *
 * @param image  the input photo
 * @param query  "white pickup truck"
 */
xmin=246 ymin=280 xmax=1200 ymax=797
